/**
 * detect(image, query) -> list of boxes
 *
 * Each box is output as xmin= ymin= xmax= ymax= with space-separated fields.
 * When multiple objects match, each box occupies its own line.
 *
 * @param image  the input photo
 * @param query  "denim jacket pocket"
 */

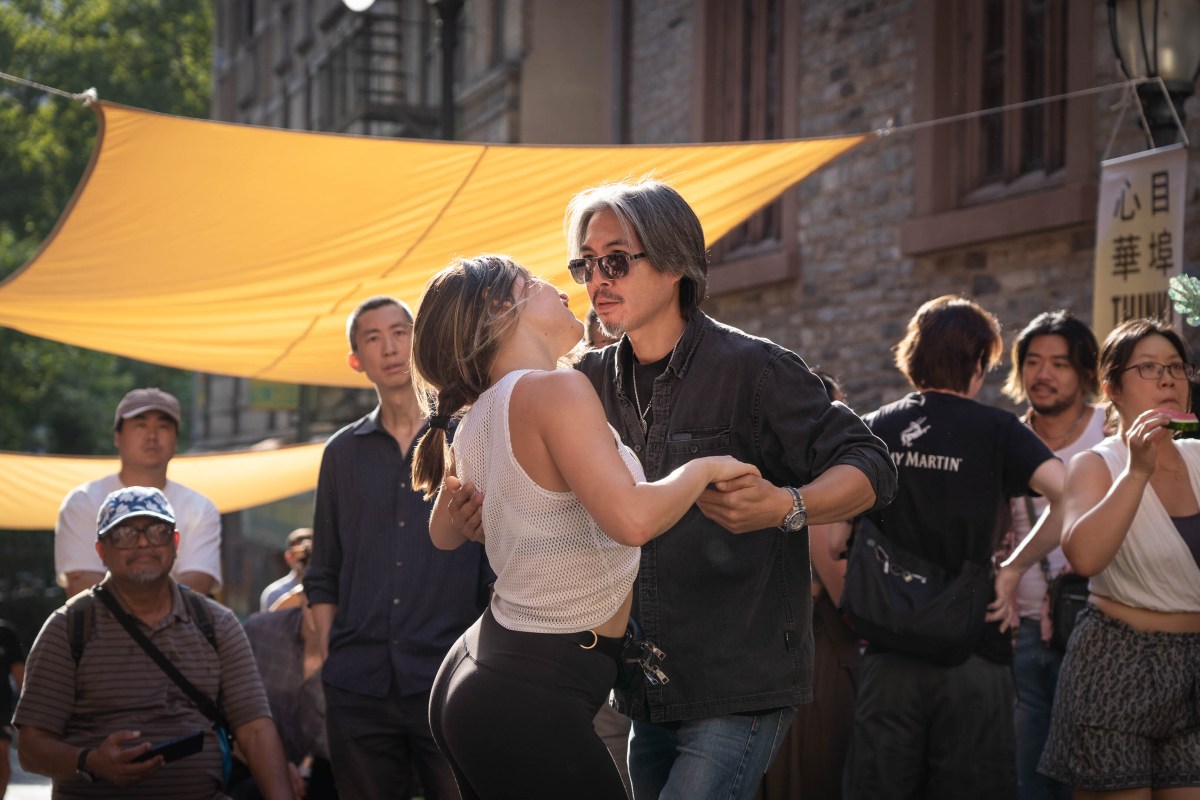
xmin=666 ymin=428 xmax=731 ymax=459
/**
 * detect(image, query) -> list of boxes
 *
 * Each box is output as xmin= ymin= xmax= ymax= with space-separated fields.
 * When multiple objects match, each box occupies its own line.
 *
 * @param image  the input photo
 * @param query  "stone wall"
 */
xmin=624 ymin=0 xmax=1200 ymax=414
xmin=626 ymin=0 xmax=695 ymax=144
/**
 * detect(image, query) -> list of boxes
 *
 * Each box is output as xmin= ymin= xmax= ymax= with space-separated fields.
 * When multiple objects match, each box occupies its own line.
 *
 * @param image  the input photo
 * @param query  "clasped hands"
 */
xmin=441 ymin=470 xmax=785 ymax=539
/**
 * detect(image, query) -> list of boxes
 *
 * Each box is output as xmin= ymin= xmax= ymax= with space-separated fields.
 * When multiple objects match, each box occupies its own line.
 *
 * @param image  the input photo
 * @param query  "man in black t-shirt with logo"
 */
xmin=840 ymin=296 xmax=1068 ymax=800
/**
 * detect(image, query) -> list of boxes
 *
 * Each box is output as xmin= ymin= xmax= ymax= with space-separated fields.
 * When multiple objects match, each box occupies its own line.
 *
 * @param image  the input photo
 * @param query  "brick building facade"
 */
xmin=208 ymin=0 xmax=1199 ymax=606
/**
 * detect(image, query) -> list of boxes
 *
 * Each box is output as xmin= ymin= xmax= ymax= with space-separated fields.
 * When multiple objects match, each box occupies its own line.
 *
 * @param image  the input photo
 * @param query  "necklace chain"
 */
xmin=631 ymin=334 xmax=684 ymax=435
xmin=1030 ymin=405 xmax=1088 ymax=445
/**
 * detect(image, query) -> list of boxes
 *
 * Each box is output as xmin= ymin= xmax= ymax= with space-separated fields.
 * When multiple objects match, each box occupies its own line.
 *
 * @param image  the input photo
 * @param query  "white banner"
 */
xmin=1092 ymin=144 xmax=1187 ymax=344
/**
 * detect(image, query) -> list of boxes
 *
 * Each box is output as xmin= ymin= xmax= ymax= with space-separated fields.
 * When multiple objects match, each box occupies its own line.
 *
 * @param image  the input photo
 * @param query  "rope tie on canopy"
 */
xmin=0 ymin=70 xmax=97 ymax=105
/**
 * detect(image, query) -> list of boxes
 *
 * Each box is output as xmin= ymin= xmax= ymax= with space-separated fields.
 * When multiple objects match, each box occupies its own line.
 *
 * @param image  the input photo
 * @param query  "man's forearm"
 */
xmin=236 ymin=717 xmax=295 ymax=800
xmin=17 ymin=726 xmax=85 ymax=781
xmin=803 ymin=464 xmax=877 ymax=526
xmin=1002 ymin=501 xmax=1064 ymax=574
xmin=309 ymin=602 xmax=336 ymax=661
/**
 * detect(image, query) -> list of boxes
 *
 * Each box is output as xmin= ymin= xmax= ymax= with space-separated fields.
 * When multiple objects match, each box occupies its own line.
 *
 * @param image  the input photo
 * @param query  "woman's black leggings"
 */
xmin=428 ymin=607 xmax=628 ymax=800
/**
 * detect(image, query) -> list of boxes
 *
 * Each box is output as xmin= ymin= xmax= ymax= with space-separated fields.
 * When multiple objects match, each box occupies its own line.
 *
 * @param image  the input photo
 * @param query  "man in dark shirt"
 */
xmin=841 ymin=295 xmax=1066 ymax=800
xmin=305 ymin=296 xmax=491 ymax=800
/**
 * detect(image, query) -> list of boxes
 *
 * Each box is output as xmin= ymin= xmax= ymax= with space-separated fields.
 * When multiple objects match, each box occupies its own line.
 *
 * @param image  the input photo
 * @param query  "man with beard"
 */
xmin=14 ymin=487 xmax=294 ymax=799
xmin=55 ymin=388 xmax=221 ymax=598
xmin=305 ymin=296 xmax=492 ymax=800
xmin=1000 ymin=310 xmax=1105 ymax=800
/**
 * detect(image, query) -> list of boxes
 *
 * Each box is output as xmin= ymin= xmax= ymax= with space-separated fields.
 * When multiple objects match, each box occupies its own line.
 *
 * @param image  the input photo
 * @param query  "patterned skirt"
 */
xmin=1038 ymin=607 xmax=1200 ymax=791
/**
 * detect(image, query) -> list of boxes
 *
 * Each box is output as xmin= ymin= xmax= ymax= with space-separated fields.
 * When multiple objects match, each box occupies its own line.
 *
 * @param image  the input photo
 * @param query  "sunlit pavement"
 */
xmin=6 ymin=745 xmax=51 ymax=800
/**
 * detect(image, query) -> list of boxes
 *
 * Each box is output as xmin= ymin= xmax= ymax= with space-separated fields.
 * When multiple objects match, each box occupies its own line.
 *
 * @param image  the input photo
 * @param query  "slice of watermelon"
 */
xmin=1160 ymin=408 xmax=1199 ymax=432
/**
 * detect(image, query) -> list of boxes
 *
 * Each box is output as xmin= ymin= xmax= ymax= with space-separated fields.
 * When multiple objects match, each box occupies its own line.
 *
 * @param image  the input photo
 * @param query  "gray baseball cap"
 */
xmin=113 ymin=388 xmax=181 ymax=429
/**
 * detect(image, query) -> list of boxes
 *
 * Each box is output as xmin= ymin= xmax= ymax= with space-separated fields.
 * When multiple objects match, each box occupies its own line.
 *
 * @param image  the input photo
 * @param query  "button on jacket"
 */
xmin=306 ymin=410 xmax=493 ymax=699
xmin=577 ymin=311 xmax=896 ymax=722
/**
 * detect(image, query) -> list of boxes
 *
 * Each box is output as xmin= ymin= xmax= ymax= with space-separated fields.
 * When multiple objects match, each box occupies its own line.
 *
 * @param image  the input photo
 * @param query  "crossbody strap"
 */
xmin=93 ymin=585 xmax=232 ymax=733
xmin=1021 ymin=494 xmax=1055 ymax=584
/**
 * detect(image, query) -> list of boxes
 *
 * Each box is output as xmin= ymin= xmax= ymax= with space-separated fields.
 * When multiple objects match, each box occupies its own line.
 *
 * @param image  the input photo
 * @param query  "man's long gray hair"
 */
xmin=565 ymin=179 xmax=709 ymax=316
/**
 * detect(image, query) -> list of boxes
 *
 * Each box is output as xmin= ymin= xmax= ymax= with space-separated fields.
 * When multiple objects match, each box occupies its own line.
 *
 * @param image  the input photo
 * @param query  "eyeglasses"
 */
xmin=102 ymin=521 xmax=174 ymax=549
xmin=1121 ymin=362 xmax=1197 ymax=381
xmin=567 ymin=252 xmax=647 ymax=284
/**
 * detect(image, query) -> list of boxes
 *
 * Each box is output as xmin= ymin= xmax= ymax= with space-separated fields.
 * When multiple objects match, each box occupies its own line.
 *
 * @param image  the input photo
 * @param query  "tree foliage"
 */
xmin=0 ymin=1 xmax=212 ymax=455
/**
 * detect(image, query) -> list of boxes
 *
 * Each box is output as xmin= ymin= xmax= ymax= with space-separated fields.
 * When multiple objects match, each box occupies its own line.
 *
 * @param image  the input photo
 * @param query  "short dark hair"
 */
xmin=894 ymin=295 xmax=1003 ymax=393
xmin=1002 ymin=310 xmax=1100 ymax=403
xmin=346 ymin=296 xmax=414 ymax=351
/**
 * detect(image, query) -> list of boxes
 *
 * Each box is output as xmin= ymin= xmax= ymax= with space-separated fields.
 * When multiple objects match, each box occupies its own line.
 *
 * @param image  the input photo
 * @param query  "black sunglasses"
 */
xmin=567 ymin=252 xmax=647 ymax=284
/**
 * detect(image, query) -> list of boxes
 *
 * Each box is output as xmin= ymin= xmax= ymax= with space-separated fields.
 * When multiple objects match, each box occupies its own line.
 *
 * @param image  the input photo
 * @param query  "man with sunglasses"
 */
xmin=14 ymin=486 xmax=296 ymax=799
xmin=55 ymin=388 xmax=222 ymax=599
xmin=441 ymin=179 xmax=897 ymax=800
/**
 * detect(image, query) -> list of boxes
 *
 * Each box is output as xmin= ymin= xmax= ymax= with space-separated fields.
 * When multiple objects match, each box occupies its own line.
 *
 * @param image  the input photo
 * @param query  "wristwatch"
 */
xmin=76 ymin=747 xmax=98 ymax=783
xmin=780 ymin=486 xmax=807 ymax=532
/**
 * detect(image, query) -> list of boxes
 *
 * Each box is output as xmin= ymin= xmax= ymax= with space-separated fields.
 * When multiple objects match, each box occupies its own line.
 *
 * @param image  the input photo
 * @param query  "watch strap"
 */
xmin=76 ymin=747 xmax=97 ymax=782
xmin=781 ymin=486 xmax=805 ymax=531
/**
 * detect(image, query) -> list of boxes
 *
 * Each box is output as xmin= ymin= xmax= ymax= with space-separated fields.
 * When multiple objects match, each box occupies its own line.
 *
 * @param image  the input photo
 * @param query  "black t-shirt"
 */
xmin=863 ymin=392 xmax=1055 ymax=662
xmin=0 ymin=620 xmax=25 ymax=720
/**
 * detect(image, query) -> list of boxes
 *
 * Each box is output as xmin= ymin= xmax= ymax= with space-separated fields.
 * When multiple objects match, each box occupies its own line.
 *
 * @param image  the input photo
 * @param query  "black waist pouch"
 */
xmin=841 ymin=518 xmax=989 ymax=666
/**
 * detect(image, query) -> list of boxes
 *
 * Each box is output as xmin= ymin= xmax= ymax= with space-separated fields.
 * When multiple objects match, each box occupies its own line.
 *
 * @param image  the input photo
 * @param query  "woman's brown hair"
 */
xmin=410 ymin=255 xmax=530 ymax=499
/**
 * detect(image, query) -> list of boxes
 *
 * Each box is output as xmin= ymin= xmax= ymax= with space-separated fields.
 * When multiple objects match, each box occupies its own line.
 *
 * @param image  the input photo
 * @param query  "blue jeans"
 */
xmin=628 ymin=707 xmax=796 ymax=800
xmin=1013 ymin=619 xmax=1070 ymax=800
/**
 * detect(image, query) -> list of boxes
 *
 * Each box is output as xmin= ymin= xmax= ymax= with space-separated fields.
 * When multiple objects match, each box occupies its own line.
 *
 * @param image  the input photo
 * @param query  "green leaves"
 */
xmin=0 ymin=1 xmax=214 ymax=273
xmin=1168 ymin=274 xmax=1200 ymax=328
xmin=0 ymin=1 xmax=211 ymax=454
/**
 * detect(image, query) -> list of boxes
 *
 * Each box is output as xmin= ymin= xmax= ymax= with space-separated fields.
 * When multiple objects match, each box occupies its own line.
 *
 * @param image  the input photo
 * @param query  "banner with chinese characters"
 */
xmin=1092 ymin=144 xmax=1187 ymax=343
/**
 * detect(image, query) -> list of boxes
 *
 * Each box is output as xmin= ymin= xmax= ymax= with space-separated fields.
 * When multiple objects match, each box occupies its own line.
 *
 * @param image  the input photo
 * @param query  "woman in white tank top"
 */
xmin=408 ymin=255 xmax=758 ymax=800
xmin=1039 ymin=318 xmax=1200 ymax=796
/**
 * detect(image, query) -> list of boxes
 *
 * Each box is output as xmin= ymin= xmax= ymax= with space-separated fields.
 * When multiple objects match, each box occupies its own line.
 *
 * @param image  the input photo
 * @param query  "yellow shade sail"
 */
xmin=0 ymin=102 xmax=864 ymax=530
xmin=0 ymin=444 xmax=325 ymax=531
xmin=0 ymin=102 xmax=865 ymax=387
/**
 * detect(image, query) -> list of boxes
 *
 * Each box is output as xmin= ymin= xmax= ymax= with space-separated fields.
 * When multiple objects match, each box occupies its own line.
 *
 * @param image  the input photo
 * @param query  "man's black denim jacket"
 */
xmin=577 ymin=311 xmax=897 ymax=722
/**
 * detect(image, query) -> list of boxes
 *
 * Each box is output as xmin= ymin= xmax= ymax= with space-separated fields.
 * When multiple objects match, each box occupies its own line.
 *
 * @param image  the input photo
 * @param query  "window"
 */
xmin=904 ymin=0 xmax=1094 ymax=255
xmin=965 ymin=0 xmax=1067 ymax=199
xmin=696 ymin=0 xmax=800 ymax=294
xmin=314 ymin=11 xmax=439 ymax=135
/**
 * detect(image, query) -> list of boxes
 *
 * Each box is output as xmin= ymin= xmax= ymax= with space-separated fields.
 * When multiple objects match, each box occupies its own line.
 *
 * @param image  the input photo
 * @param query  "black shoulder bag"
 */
xmin=840 ymin=516 xmax=990 ymax=666
xmin=93 ymin=585 xmax=235 ymax=783
xmin=1045 ymin=569 xmax=1089 ymax=651
xmin=1023 ymin=496 xmax=1088 ymax=652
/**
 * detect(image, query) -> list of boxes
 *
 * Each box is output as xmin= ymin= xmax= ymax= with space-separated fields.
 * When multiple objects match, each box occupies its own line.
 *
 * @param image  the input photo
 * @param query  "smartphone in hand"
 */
xmin=133 ymin=730 xmax=205 ymax=763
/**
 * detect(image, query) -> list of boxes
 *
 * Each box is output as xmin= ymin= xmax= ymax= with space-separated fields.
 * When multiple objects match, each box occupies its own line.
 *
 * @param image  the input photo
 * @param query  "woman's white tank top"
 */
xmin=453 ymin=369 xmax=644 ymax=632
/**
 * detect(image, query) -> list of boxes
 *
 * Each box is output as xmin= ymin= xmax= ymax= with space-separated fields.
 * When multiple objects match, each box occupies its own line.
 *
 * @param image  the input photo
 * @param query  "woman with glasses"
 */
xmin=1039 ymin=317 xmax=1200 ymax=799
xmin=409 ymin=254 xmax=758 ymax=800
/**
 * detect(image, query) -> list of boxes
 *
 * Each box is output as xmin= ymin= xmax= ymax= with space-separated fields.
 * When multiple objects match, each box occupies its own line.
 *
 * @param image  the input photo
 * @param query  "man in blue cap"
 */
xmin=15 ymin=487 xmax=296 ymax=799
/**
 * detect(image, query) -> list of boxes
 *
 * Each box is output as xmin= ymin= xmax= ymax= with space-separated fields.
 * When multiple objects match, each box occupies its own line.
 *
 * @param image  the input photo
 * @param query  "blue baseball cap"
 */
xmin=96 ymin=486 xmax=177 ymax=540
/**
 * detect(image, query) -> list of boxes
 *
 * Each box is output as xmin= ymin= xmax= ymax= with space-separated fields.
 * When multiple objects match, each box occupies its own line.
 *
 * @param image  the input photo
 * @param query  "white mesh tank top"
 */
xmin=453 ymin=369 xmax=644 ymax=632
